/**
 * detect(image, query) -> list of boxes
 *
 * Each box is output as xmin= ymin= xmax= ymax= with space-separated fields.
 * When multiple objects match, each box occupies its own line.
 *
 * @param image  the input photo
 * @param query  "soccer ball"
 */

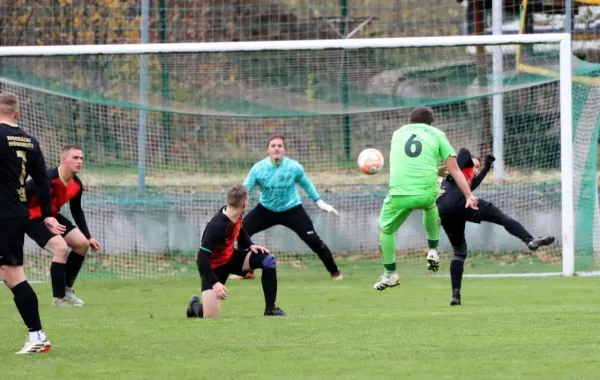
xmin=357 ymin=148 xmax=384 ymax=175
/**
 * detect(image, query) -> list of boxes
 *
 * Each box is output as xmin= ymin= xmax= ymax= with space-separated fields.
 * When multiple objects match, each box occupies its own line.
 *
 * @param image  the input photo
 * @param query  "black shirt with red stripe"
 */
xmin=0 ymin=123 xmax=51 ymax=219
xmin=26 ymin=167 xmax=91 ymax=239
xmin=197 ymin=206 xmax=254 ymax=287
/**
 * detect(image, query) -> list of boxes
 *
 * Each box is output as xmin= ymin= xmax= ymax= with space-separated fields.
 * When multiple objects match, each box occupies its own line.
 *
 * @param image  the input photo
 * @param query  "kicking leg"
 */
xmin=375 ymin=195 xmax=413 ymax=290
xmin=423 ymin=204 xmax=441 ymax=272
xmin=441 ymin=216 xmax=467 ymax=306
xmin=63 ymin=228 xmax=90 ymax=305
xmin=281 ymin=206 xmax=341 ymax=279
xmin=478 ymin=204 xmax=555 ymax=251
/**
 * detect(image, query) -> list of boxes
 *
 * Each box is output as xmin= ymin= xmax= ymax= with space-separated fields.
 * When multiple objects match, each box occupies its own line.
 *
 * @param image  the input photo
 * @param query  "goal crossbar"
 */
xmin=0 ymin=33 xmax=571 ymax=56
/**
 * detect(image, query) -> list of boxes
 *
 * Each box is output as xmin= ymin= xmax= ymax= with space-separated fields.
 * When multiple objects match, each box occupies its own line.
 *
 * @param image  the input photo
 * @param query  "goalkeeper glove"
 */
xmin=316 ymin=199 xmax=339 ymax=216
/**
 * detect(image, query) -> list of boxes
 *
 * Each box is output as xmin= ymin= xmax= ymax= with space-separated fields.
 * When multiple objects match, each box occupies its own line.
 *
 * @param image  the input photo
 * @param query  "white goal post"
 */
xmin=0 ymin=33 xmax=577 ymax=278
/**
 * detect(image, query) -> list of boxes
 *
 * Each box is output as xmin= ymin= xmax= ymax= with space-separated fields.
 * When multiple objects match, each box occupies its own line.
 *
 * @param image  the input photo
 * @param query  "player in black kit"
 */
xmin=186 ymin=185 xmax=287 ymax=318
xmin=0 ymin=92 xmax=65 ymax=354
xmin=437 ymin=148 xmax=555 ymax=306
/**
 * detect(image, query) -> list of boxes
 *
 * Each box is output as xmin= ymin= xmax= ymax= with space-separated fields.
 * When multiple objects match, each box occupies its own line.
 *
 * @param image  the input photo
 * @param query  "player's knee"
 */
xmin=203 ymin=309 xmax=221 ymax=319
xmin=46 ymin=237 xmax=69 ymax=262
xmin=72 ymin=238 xmax=90 ymax=255
xmin=0 ymin=266 xmax=26 ymax=288
xmin=303 ymin=231 xmax=326 ymax=250
xmin=248 ymin=252 xmax=277 ymax=270
xmin=379 ymin=226 xmax=394 ymax=235
xmin=452 ymin=242 xmax=468 ymax=261
xmin=262 ymin=253 xmax=277 ymax=269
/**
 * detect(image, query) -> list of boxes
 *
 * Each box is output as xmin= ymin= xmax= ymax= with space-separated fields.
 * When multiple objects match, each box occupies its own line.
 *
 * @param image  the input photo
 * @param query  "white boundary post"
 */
xmin=137 ymin=0 xmax=149 ymax=195
xmin=559 ymin=35 xmax=574 ymax=276
xmin=492 ymin=0 xmax=505 ymax=179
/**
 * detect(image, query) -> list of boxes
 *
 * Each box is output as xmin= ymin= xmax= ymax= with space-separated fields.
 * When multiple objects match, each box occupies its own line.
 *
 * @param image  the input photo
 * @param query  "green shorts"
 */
xmin=378 ymin=193 xmax=438 ymax=234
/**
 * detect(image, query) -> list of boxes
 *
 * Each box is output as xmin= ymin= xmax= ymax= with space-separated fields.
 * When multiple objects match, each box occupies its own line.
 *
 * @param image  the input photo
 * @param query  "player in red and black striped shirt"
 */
xmin=26 ymin=145 xmax=100 ymax=307
xmin=186 ymin=185 xmax=287 ymax=318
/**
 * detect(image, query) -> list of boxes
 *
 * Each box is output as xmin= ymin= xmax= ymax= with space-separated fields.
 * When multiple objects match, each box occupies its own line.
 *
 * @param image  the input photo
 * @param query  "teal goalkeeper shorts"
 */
xmin=378 ymin=193 xmax=439 ymax=234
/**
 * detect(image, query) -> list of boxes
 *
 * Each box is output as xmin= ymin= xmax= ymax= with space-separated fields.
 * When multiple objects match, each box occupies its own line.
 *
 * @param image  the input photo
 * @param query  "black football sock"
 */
xmin=50 ymin=261 xmax=66 ymax=298
xmin=261 ymin=268 xmax=277 ymax=310
xmin=11 ymin=281 xmax=43 ymax=332
xmin=65 ymin=251 xmax=86 ymax=288
xmin=450 ymin=243 xmax=467 ymax=291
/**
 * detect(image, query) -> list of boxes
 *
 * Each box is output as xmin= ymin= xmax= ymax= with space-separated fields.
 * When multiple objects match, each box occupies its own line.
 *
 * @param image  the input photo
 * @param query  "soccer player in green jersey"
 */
xmin=374 ymin=107 xmax=479 ymax=291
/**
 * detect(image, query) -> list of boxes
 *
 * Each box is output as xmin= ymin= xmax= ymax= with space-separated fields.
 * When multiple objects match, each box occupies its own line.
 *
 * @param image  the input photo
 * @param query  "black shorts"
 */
xmin=0 ymin=215 xmax=29 ymax=266
xmin=438 ymin=196 xmax=493 ymax=224
xmin=26 ymin=213 xmax=77 ymax=249
xmin=200 ymin=248 xmax=250 ymax=292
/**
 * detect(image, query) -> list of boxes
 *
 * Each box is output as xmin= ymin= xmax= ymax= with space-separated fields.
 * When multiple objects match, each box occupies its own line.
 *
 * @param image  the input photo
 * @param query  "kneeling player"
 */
xmin=437 ymin=148 xmax=555 ymax=306
xmin=26 ymin=145 xmax=100 ymax=307
xmin=186 ymin=185 xmax=287 ymax=318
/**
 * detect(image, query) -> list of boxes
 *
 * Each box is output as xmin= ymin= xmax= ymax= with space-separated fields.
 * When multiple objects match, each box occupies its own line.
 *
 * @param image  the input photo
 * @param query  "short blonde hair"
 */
xmin=61 ymin=144 xmax=83 ymax=156
xmin=0 ymin=92 xmax=18 ymax=115
xmin=227 ymin=185 xmax=248 ymax=207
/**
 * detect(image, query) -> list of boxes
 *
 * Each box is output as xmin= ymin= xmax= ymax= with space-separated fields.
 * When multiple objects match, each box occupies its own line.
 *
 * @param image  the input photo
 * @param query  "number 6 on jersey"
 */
xmin=357 ymin=148 xmax=384 ymax=175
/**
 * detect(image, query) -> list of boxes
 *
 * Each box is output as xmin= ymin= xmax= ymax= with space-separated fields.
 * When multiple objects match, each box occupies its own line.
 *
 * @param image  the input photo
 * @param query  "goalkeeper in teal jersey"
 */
xmin=374 ymin=107 xmax=479 ymax=291
xmin=241 ymin=135 xmax=343 ymax=280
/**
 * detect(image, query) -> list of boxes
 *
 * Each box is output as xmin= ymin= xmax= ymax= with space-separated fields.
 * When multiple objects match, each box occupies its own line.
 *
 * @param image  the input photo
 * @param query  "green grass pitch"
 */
xmin=1 ymin=260 xmax=599 ymax=379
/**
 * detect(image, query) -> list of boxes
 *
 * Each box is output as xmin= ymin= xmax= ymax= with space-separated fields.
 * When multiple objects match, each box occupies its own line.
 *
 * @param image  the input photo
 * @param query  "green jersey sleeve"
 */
xmin=436 ymin=131 xmax=456 ymax=161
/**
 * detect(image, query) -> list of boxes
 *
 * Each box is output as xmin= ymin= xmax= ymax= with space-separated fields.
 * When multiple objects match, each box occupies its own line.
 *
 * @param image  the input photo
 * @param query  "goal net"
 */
xmin=0 ymin=34 xmax=596 ymax=282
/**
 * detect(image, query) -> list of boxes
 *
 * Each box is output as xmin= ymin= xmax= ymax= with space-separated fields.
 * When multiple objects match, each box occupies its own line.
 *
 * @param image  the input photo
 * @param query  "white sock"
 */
xmin=66 ymin=287 xmax=72 ymax=293
xmin=29 ymin=330 xmax=47 ymax=341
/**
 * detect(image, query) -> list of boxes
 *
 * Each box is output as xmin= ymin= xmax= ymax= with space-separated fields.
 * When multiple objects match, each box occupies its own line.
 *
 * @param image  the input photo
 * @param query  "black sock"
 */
xmin=50 ymin=261 xmax=66 ymax=298
xmin=65 ymin=251 xmax=85 ymax=288
xmin=450 ymin=243 xmax=467 ymax=292
xmin=450 ymin=260 xmax=464 ymax=292
xmin=11 ymin=281 xmax=42 ymax=332
xmin=193 ymin=303 xmax=204 ymax=318
xmin=261 ymin=268 xmax=277 ymax=310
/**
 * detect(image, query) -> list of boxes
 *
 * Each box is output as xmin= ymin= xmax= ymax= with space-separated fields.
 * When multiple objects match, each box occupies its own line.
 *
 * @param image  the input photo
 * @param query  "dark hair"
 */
xmin=267 ymin=134 xmax=286 ymax=149
xmin=227 ymin=185 xmax=248 ymax=207
xmin=409 ymin=107 xmax=434 ymax=125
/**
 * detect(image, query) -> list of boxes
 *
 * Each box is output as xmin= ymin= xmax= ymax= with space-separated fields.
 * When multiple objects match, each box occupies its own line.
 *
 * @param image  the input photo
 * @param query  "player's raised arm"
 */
xmin=470 ymin=155 xmax=494 ymax=191
xmin=296 ymin=164 xmax=339 ymax=216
